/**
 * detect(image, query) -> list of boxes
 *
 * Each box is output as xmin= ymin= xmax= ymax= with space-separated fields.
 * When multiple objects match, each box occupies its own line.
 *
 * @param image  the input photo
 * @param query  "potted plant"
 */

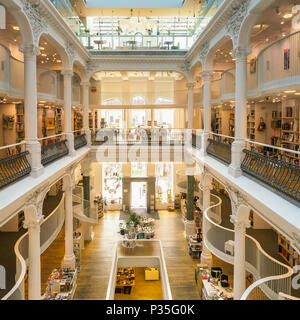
xmin=146 ymin=28 xmax=153 ymax=35
xmin=117 ymin=26 xmax=123 ymax=35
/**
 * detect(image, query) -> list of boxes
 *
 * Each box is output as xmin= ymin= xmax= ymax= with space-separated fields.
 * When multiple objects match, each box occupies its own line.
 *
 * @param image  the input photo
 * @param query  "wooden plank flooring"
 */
xmin=37 ymin=210 xmax=233 ymax=300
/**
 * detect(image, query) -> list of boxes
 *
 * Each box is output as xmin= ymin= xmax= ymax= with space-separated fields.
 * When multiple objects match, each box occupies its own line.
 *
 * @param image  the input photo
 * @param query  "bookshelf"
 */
xmin=88 ymin=112 xmax=93 ymax=129
xmin=215 ymin=108 xmax=222 ymax=135
xmin=74 ymin=111 xmax=83 ymax=134
xmin=280 ymin=105 xmax=299 ymax=165
xmin=15 ymin=104 xmax=25 ymax=147
xmin=278 ymin=233 xmax=300 ymax=269
xmin=229 ymin=111 xmax=235 ymax=137
xmin=94 ymin=111 xmax=98 ymax=129
xmin=247 ymin=105 xmax=255 ymax=141
xmin=55 ymin=108 xmax=63 ymax=135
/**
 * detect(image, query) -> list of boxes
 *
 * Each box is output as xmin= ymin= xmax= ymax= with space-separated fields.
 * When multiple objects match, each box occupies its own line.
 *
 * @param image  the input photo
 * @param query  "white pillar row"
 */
xmin=186 ymin=82 xmax=195 ymax=129
xmin=229 ymin=47 xmax=249 ymax=178
xmin=230 ymin=209 xmax=250 ymax=300
xmin=81 ymin=81 xmax=91 ymax=146
xmin=23 ymin=204 xmax=44 ymax=300
xmin=201 ymin=71 xmax=213 ymax=157
xmin=20 ymin=44 xmax=44 ymax=177
xmin=61 ymin=69 xmax=75 ymax=156
xmin=200 ymin=175 xmax=213 ymax=267
xmin=62 ymin=176 xmax=75 ymax=268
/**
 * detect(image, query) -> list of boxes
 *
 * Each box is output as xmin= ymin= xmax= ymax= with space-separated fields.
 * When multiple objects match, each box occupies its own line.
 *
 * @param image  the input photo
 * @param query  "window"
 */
xmin=102 ymin=163 xmax=122 ymax=205
xmin=131 ymin=163 xmax=147 ymax=177
xmin=100 ymin=109 xmax=123 ymax=128
xmin=154 ymin=109 xmax=174 ymax=128
xmin=155 ymin=97 xmax=173 ymax=105
xmin=130 ymin=109 xmax=146 ymax=127
xmin=102 ymin=98 xmax=122 ymax=105
xmin=155 ymin=163 xmax=173 ymax=203
xmin=131 ymin=96 xmax=146 ymax=105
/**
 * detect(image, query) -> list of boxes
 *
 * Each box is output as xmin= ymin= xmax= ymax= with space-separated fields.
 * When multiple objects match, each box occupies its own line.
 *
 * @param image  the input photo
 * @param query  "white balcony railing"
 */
xmin=203 ymin=190 xmax=294 ymax=300
xmin=1 ymin=194 xmax=65 ymax=300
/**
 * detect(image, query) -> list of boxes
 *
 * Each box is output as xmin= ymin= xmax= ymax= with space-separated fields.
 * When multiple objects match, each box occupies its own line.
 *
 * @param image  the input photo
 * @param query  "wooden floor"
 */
xmin=114 ymin=267 xmax=164 ymax=300
xmin=37 ymin=210 xmax=233 ymax=300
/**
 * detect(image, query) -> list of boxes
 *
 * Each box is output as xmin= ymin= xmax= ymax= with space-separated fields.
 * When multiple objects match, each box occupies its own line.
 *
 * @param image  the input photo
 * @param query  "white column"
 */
xmin=230 ymin=213 xmax=250 ymax=300
xmin=201 ymin=71 xmax=213 ymax=157
xmin=81 ymin=81 xmax=91 ymax=146
xmin=200 ymin=177 xmax=213 ymax=267
xmin=187 ymin=82 xmax=195 ymax=129
xmin=62 ymin=70 xmax=75 ymax=156
xmin=62 ymin=182 xmax=75 ymax=268
xmin=20 ymin=44 xmax=44 ymax=177
xmin=24 ymin=205 xmax=43 ymax=300
xmin=229 ymin=47 xmax=249 ymax=178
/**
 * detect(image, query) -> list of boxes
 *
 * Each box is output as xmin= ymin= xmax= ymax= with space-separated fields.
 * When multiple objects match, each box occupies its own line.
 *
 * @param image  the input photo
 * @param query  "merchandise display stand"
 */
xmin=94 ymin=195 xmax=104 ymax=219
xmin=42 ymin=268 xmax=77 ymax=300
xmin=73 ymin=232 xmax=82 ymax=272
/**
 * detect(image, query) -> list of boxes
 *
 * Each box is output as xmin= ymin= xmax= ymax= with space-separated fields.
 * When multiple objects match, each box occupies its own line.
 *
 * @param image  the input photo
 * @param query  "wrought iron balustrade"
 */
xmin=74 ymin=134 xmax=87 ymax=150
xmin=41 ymin=140 xmax=69 ymax=166
xmin=0 ymin=151 xmax=31 ymax=189
xmin=241 ymin=149 xmax=300 ymax=203
xmin=206 ymin=138 xmax=232 ymax=164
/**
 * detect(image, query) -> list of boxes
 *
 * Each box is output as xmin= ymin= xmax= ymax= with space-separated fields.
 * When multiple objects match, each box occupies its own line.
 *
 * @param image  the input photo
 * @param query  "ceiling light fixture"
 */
xmin=12 ymin=26 xmax=20 ymax=31
xmin=283 ymin=13 xmax=293 ymax=19
xmin=284 ymin=90 xmax=296 ymax=93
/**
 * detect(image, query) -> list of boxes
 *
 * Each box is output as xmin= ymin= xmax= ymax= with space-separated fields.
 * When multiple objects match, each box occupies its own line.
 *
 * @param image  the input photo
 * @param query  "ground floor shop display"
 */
xmin=42 ymin=268 xmax=77 ymax=300
xmin=195 ymin=265 xmax=233 ymax=300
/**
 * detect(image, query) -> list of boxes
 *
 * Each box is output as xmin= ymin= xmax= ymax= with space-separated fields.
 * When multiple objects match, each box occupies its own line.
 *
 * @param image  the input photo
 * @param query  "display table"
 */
xmin=199 ymin=269 xmax=233 ymax=300
xmin=115 ymin=267 xmax=135 ymax=294
xmin=145 ymin=268 xmax=159 ymax=280
xmin=42 ymin=268 xmax=77 ymax=300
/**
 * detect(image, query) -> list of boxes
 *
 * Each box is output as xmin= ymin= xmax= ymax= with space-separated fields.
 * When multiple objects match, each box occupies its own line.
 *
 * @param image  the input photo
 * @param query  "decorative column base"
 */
xmin=184 ymin=220 xmax=195 ymax=239
xmin=84 ymin=128 xmax=92 ymax=147
xmin=62 ymin=254 xmax=76 ymax=269
xmin=26 ymin=141 xmax=44 ymax=178
xmin=200 ymin=250 xmax=212 ymax=268
xmin=228 ymin=140 xmax=245 ymax=178
xmin=65 ymin=132 xmax=75 ymax=157
xmin=200 ymin=132 xmax=209 ymax=157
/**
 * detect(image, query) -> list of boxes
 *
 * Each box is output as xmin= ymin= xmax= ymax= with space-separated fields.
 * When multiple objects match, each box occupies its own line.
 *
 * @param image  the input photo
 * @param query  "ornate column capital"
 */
xmin=230 ymin=214 xmax=250 ymax=231
xmin=232 ymin=46 xmax=251 ymax=61
xmin=81 ymin=81 xmax=90 ymax=88
xmin=61 ymin=69 xmax=74 ymax=78
xmin=186 ymin=82 xmax=195 ymax=89
xmin=19 ymin=44 xmax=40 ymax=56
xmin=23 ymin=213 xmax=44 ymax=230
xmin=201 ymin=71 xmax=214 ymax=82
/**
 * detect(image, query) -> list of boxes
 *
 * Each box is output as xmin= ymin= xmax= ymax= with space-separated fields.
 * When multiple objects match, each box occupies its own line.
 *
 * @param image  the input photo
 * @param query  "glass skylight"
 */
xmin=84 ymin=0 xmax=185 ymax=9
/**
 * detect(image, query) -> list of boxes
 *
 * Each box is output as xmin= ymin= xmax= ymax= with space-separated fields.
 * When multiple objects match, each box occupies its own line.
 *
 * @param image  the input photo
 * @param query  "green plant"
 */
xmin=117 ymin=26 xmax=123 ymax=35
xmin=126 ymin=211 xmax=140 ymax=228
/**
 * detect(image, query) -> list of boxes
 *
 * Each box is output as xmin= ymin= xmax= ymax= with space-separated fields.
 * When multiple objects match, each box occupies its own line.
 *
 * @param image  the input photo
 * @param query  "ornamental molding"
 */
xmin=24 ymin=182 xmax=50 ymax=215
xmin=198 ymin=41 xmax=210 ymax=66
xmin=225 ymin=0 xmax=250 ymax=48
xmin=224 ymin=184 xmax=249 ymax=214
xmin=22 ymin=0 xmax=47 ymax=45
xmin=65 ymin=42 xmax=76 ymax=66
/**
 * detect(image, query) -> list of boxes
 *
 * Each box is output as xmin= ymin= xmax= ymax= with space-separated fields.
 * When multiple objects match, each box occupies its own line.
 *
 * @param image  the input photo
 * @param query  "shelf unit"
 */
xmin=73 ymin=111 xmax=83 ymax=134
xmin=247 ymin=106 xmax=255 ymax=141
xmin=228 ymin=112 xmax=235 ymax=137
xmin=73 ymin=232 xmax=82 ymax=273
xmin=278 ymin=233 xmax=300 ymax=269
xmin=15 ymin=104 xmax=25 ymax=147
xmin=215 ymin=108 xmax=222 ymax=135
xmin=55 ymin=108 xmax=63 ymax=135
xmin=88 ymin=112 xmax=93 ymax=129
xmin=280 ymin=105 xmax=299 ymax=165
